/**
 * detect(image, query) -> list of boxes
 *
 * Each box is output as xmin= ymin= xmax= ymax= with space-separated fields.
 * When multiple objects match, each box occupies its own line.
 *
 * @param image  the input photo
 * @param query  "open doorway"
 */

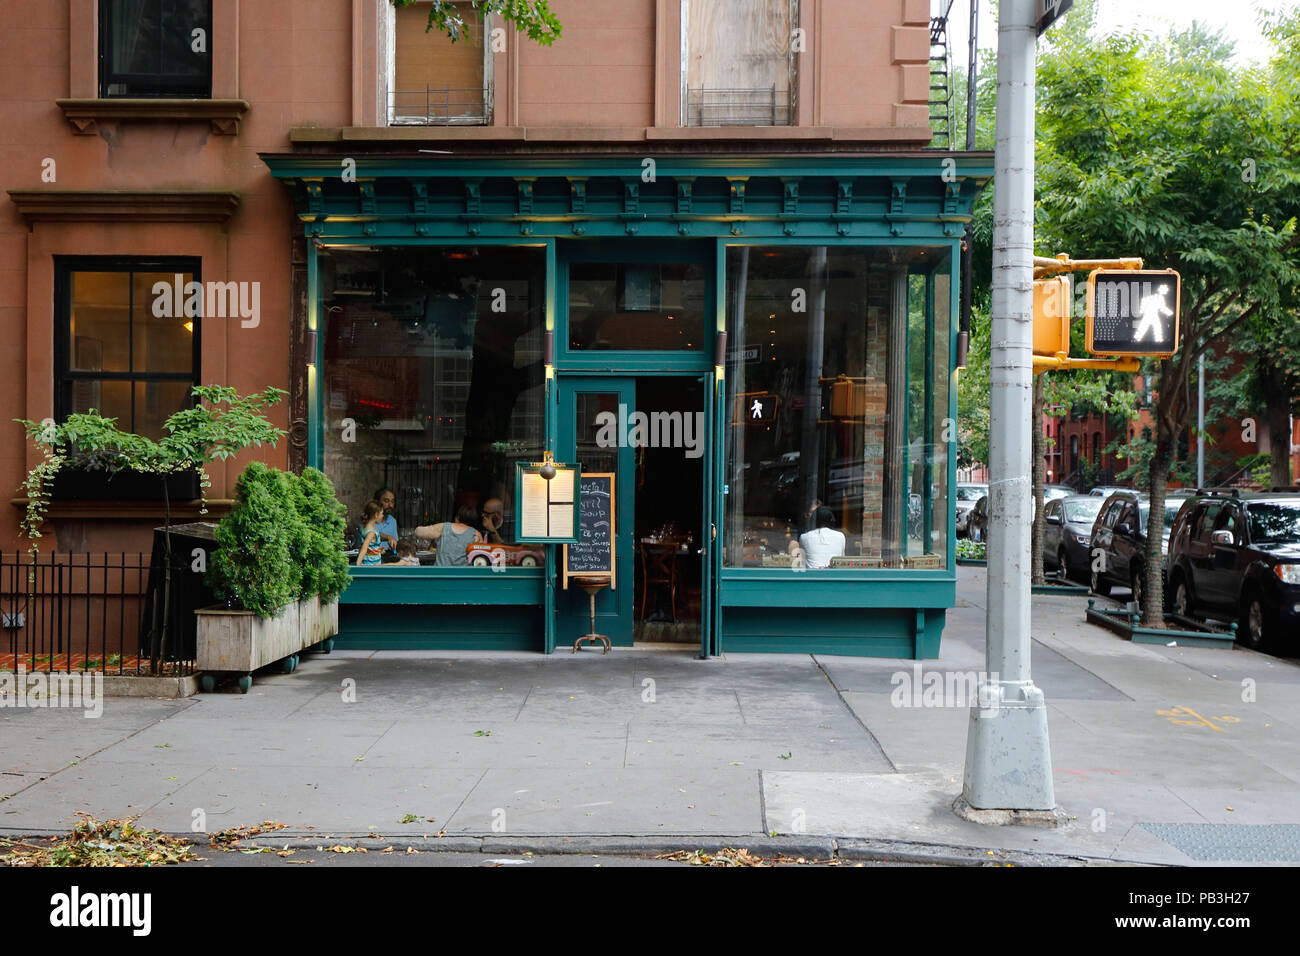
xmin=632 ymin=376 xmax=705 ymax=645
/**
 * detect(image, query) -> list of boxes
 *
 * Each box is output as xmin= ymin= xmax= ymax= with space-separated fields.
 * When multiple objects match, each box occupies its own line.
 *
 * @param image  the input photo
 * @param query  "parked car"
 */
xmin=1044 ymin=484 xmax=1074 ymax=502
xmin=955 ymin=483 xmax=988 ymax=538
xmin=1044 ymin=495 xmax=1104 ymax=583
xmin=1089 ymin=485 xmax=1131 ymax=497
xmin=1088 ymin=491 xmax=1185 ymax=606
xmin=967 ymin=494 xmax=990 ymax=542
xmin=1164 ymin=490 xmax=1300 ymax=650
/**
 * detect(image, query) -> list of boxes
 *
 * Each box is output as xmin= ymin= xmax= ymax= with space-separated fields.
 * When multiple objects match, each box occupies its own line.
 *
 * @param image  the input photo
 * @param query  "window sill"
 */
xmin=56 ymin=98 xmax=249 ymax=135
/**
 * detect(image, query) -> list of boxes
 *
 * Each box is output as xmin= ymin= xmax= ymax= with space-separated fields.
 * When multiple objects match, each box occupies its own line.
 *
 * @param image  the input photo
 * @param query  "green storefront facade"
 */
xmin=263 ymin=151 xmax=991 ymax=659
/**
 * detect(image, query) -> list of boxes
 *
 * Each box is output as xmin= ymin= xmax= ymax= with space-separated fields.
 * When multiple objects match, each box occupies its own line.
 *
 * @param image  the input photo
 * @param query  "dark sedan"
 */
xmin=1044 ymin=495 xmax=1104 ymax=583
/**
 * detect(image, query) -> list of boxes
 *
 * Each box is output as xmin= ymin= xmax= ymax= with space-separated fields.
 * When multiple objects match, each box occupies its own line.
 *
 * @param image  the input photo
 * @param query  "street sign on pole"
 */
xmin=1037 ymin=0 xmax=1074 ymax=36
xmin=1086 ymin=269 xmax=1181 ymax=357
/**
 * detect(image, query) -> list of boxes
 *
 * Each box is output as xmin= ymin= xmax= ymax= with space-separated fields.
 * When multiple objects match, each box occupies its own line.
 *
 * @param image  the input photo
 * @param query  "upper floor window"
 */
xmin=55 ymin=258 xmax=201 ymax=441
xmin=99 ymin=0 xmax=213 ymax=98
xmin=390 ymin=1 xmax=492 ymax=125
xmin=683 ymin=0 xmax=797 ymax=126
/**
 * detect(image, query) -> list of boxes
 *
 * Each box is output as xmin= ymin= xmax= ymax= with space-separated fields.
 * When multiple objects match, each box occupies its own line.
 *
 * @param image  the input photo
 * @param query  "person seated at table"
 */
xmin=480 ymin=497 xmax=506 ymax=544
xmin=373 ymin=487 xmax=399 ymax=554
xmin=798 ymin=507 xmax=845 ymax=570
xmin=413 ymin=505 xmax=482 ymax=567
xmin=392 ymin=540 xmax=421 ymax=566
xmin=355 ymin=501 xmax=387 ymax=566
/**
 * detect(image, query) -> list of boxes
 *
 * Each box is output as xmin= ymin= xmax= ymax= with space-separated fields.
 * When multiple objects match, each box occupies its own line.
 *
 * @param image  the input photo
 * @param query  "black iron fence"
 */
xmin=0 ymin=551 xmax=196 ymax=676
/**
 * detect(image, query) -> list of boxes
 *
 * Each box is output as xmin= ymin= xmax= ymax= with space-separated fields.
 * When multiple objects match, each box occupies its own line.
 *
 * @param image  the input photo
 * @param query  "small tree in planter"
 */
xmin=208 ymin=463 xmax=299 ymax=617
xmin=297 ymin=467 xmax=352 ymax=642
xmin=16 ymin=386 xmax=287 ymax=673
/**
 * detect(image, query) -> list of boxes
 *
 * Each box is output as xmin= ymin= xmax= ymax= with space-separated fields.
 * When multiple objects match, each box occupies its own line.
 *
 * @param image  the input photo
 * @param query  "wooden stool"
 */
xmin=570 ymin=574 xmax=612 ymax=654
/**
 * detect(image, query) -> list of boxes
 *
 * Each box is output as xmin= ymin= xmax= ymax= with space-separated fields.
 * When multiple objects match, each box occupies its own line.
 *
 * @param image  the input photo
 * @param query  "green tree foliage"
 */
xmin=210 ymin=463 xmax=299 ymax=617
xmin=392 ymin=0 xmax=562 ymax=46
xmin=298 ymin=467 xmax=352 ymax=601
xmin=1034 ymin=3 xmax=1300 ymax=621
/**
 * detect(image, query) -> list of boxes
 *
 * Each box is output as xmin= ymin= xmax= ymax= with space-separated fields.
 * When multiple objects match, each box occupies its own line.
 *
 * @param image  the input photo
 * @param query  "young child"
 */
xmin=356 ymin=501 xmax=385 ymax=566
xmin=394 ymin=540 xmax=420 ymax=566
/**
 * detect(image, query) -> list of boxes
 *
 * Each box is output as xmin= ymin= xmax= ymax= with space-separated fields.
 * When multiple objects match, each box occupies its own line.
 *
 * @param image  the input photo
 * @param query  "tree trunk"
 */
xmin=1031 ymin=372 xmax=1046 ymax=585
xmin=1257 ymin=358 xmax=1295 ymax=488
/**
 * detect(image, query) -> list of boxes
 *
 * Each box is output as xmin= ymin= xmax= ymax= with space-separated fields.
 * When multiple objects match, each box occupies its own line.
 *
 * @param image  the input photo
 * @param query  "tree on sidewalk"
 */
xmin=1035 ymin=13 xmax=1300 ymax=623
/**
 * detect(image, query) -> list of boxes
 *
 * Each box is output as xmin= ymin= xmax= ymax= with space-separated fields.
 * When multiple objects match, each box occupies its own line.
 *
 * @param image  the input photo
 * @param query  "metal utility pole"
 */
xmin=1197 ymin=353 xmax=1205 ymax=487
xmin=958 ymin=0 xmax=1057 ymax=818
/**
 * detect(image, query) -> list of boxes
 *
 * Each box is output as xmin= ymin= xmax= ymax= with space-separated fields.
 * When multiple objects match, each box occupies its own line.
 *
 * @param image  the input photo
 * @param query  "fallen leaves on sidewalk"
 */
xmin=657 ymin=847 xmax=842 ymax=867
xmin=0 ymin=814 xmax=195 ymax=867
xmin=209 ymin=820 xmax=289 ymax=848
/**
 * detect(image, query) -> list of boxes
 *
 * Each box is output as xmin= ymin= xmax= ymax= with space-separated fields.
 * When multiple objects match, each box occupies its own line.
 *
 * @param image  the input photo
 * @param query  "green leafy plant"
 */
xmin=393 ymin=0 xmax=562 ymax=46
xmin=15 ymin=386 xmax=287 ymax=671
xmin=208 ymin=463 xmax=298 ymax=618
xmin=297 ymin=467 xmax=352 ymax=601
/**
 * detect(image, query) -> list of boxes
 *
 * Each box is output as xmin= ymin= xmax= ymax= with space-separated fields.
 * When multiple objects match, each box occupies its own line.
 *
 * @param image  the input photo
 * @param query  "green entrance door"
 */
xmin=556 ymin=377 xmax=637 ymax=647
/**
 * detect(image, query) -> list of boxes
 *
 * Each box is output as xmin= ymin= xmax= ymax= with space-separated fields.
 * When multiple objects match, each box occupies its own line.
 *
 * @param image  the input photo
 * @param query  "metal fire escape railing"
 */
xmin=928 ymin=2 xmax=955 ymax=147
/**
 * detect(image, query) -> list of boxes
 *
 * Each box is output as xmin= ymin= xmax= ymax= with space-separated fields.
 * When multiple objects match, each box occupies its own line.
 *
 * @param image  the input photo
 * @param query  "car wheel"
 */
xmin=1091 ymin=564 xmax=1111 ymax=596
xmin=520 ymin=555 xmax=538 ymax=567
xmin=470 ymin=554 xmax=490 ymax=567
xmin=1058 ymin=549 xmax=1070 ymax=582
xmin=1170 ymin=575 xmax=1192 ymax=618
xmin=1239 ymin=592 xmax=1271 ymax=651
xmin=1131 ymin=566 xmax=1145 ymax=610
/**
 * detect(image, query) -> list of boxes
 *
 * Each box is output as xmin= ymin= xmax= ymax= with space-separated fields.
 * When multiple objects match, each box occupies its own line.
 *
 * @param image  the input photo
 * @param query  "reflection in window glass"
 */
xmin=1248 ymin=503 xmax=1300 ymax=543
xmin=568 ymin=261 xmax=706 ymax=350
xmin=319 ymin=245 xmax=545 ymax=568
xmin=723 ymin=246 xmax=951 ymax=569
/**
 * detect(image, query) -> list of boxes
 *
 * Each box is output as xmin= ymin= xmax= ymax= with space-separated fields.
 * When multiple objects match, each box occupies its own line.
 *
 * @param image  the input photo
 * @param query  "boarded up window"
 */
xmin=392 ymin=1 xmax=489 ymax=124
xmin=683 ymin=0 xmax=795 ymax=126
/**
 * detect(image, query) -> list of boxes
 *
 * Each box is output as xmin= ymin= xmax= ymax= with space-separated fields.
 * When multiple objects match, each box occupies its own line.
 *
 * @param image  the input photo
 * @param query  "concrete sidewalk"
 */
xmin=3 ymin=567 xmax=1299 ymax=865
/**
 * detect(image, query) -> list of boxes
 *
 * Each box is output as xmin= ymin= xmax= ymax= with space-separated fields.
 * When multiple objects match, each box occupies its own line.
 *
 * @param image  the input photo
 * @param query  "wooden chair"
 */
xmin=639 ymin=539 xmax=682 ymax=623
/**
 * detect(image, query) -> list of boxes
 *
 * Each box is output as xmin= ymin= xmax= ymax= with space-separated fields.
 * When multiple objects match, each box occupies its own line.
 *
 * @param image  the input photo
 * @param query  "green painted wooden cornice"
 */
xmin=261 ymin=153 xmax=991 ymax=240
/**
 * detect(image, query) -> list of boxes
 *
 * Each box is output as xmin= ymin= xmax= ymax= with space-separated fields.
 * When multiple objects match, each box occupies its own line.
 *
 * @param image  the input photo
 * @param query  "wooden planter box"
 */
xmin=196 ymin=594 xmax=341 ymax=691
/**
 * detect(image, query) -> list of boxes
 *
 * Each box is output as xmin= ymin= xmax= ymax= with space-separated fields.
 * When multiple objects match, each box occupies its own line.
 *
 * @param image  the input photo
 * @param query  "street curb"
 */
xmin=0 ymin=828 xmax=1147 ymax=866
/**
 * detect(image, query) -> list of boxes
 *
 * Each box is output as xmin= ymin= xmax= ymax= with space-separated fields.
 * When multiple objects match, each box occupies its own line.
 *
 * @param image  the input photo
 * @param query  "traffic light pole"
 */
xmin=957 ymin=0 xmax=1060 ymax=821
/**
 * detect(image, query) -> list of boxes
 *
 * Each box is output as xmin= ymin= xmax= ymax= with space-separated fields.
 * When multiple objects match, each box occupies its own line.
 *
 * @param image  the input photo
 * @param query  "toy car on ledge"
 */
xmin=465 ymin=541 xmax=544 ymax=568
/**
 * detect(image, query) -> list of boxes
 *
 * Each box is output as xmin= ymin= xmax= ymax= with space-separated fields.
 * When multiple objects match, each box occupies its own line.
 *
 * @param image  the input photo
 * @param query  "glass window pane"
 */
xmin=568 ymin=262 xmax=706 ymax=350
xmin=723 ymin=245 xmax=951 ymax=570
xmin=320 ymin=245 xmax=546 ymax=568
xmin=67 ymin=379 xmax=132 ymax=426
xmin=133 ymin=271 xmax=196 ymax=373
xmin=70 ymin=272 xmax=131 ymax=373
xmin=134 ymin=380 xmax=193 ymax=440
xmin=103 ymin=0 xmax=211 ymax=97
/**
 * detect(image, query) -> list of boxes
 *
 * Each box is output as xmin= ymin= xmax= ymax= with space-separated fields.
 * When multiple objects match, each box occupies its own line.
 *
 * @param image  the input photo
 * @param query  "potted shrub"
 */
xmin=198 ymin=463 xmax=350 ymax=692
xmin=297 ymin=467 xmax=352 ymax=647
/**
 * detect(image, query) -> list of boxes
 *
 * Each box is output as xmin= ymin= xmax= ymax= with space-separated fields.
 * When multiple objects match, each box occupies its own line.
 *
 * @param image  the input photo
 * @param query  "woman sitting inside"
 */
xmin=798 ymin=506 xmax=846 ymax=570
xmin=414 ymin=504 xmax=483 ymax=567
xmin=355 ymin=500 xmax=387 ymax=566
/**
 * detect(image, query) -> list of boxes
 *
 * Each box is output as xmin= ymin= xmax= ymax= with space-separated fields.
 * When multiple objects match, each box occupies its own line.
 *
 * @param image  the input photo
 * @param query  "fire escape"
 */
xmin=928 ymin=1 xmax=955 ymax=147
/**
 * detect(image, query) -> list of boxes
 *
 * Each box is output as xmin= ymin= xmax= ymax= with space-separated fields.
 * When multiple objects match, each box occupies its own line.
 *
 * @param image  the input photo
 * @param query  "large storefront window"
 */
xmin=319 ymin=245 xmax=545 ymax=568
xmin=723 ymin=245 xmax=951 ymax=569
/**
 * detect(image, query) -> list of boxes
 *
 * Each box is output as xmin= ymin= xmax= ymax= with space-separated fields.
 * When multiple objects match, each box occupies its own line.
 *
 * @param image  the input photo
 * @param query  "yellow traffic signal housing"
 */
xmin=1033 ymin=275 xmax=1071 ymax=357
xmin=1086 ymin=269 xmax=1181 ymax=358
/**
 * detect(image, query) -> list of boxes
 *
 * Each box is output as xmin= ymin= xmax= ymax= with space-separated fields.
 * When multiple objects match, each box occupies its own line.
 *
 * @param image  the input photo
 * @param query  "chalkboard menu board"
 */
xmin=563 ymin=473 xmax=616 ymax=588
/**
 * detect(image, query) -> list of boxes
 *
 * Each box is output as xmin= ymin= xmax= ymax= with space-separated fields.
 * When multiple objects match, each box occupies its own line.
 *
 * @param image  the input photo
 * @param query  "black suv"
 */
xmin=1165 ymin=490 xmax=1300 ymax=651
xmin=1088 ymin=491 xmax=1189 ymax=607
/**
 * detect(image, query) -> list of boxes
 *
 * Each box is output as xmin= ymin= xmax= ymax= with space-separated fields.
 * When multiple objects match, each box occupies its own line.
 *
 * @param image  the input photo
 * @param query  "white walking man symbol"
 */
xmin=1134 ymin=284 xmax=1173 ymax=343
xmin=750 ymin=398 xmax=764 ymax=419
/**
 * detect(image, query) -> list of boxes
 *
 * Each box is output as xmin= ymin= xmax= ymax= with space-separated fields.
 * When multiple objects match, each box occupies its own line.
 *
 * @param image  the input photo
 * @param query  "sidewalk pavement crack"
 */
xmin=734 ymin=689 xmax=747 ymax=725
xmin=811 ymin=654 xmax=898 ymax=773
xmin=443 ymin=769 xmax=489 ymax=832
xmin=282 ymin=684 xmax=336 ymax=719
xmin=758 ymin=769 xmax=768 ymax=835
xmin=513 ymin=684 xmax=534 ymax=722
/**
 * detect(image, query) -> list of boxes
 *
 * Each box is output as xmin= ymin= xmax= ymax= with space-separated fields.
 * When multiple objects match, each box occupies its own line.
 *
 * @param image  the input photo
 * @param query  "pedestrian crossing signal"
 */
xmin=1086 ymin=269 xmax=1180 ymax=358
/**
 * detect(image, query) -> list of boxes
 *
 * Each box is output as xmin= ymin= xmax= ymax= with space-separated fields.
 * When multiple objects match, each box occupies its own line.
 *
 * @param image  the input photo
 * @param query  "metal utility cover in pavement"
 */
xmin=1140 ymin=823 xmax=1300 ymax=862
